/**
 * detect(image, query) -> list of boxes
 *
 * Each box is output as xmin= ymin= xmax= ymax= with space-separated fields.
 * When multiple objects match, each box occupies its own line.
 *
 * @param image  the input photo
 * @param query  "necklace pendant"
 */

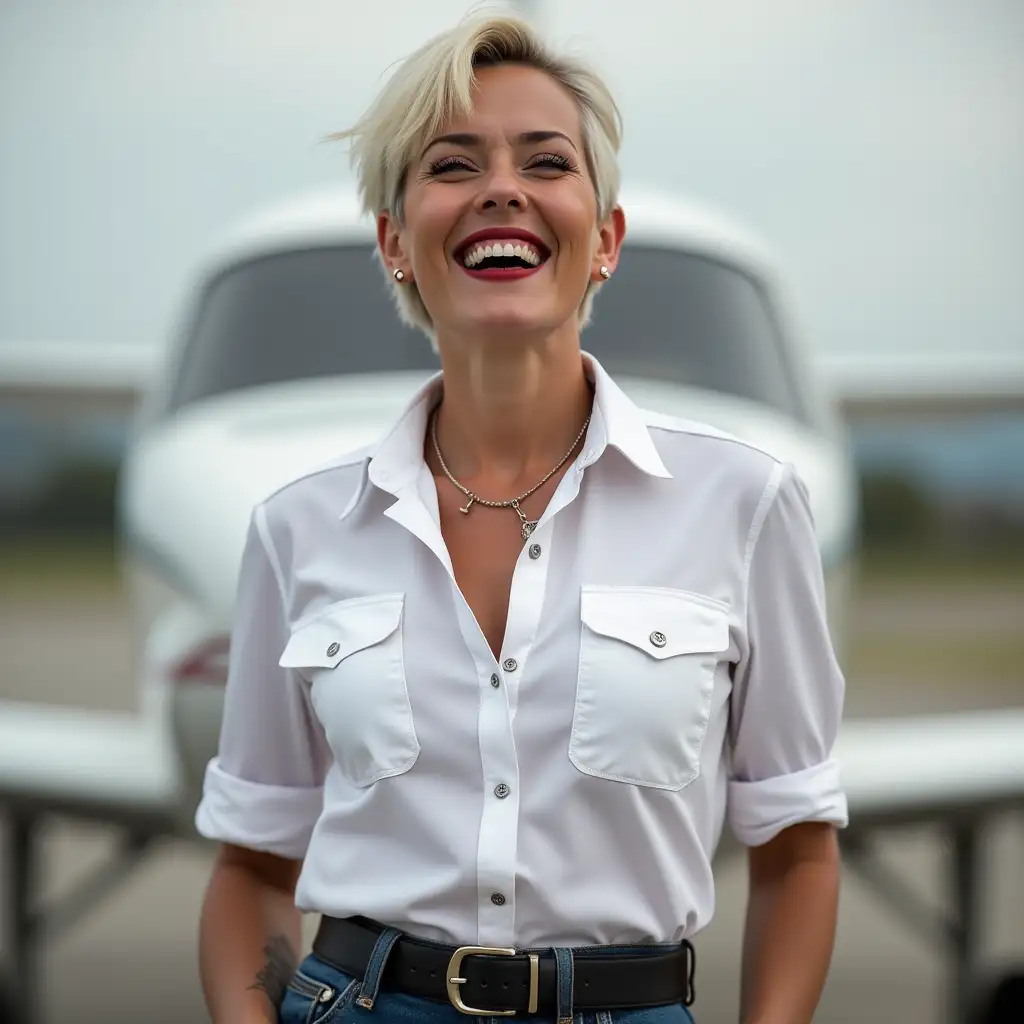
xmin=459 ymin=496 xmax=475 ymax=514
xmin=521 ymin=520 xmax=537 ymax=541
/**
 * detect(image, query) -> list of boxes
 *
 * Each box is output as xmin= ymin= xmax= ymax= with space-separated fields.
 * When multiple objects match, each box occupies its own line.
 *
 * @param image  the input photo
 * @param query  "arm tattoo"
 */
xmin=248 ymin=934 xmax=298 ymax=1009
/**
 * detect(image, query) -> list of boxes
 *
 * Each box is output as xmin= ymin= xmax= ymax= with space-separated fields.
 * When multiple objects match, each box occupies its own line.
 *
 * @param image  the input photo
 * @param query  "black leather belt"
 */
xmin=312 ymin=915 xmax=695 ymax=1015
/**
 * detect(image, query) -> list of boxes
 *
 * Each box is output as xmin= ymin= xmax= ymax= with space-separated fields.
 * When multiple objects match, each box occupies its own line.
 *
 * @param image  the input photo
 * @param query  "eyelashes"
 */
xmin=427 ymin=153 xmax=576 ymax=175
xmin=427 ymin=156 xmax=471 ymax=174
xmin=532 ymin=153 xmax=574 ymax=172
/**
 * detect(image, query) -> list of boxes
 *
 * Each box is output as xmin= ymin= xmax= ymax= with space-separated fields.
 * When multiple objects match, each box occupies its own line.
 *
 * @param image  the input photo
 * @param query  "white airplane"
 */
xmin=1 ymin=187 xmax=1022 ymax=1024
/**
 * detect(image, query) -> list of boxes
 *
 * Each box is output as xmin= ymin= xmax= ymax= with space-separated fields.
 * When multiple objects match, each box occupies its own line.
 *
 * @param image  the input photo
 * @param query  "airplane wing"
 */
xmin=837 ymin=708 xmax=1024 ymax=830
xmin=820 ymin=350 xmax=1024 ymax=420
xmin=3 ymin=341 xmax=1022 ymax=420
xmin=0 ymin=699 xmax=181 ymax=829
xmin=703 ymin=708 xmax=1024 ymax=855
xmin=0 ymin=340 xmax=160 ymax=414
xmin=0 ymin=696 xmax=1020 ymax=840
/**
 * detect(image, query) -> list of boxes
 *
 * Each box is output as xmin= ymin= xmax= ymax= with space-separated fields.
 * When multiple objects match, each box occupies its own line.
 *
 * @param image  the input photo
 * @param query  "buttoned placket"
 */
xmin=383 ymin=451 xmax=594 ymax=947
xmin=476 ymin=455 xmax=594 ymax=946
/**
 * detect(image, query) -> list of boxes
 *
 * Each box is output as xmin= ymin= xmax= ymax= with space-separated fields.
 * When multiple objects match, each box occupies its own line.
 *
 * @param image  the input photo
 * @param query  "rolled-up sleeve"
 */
xmin=727 ymin=462 xmax=848 ymax=847
xmin=194 ymin=502 xmax=330 ymax=859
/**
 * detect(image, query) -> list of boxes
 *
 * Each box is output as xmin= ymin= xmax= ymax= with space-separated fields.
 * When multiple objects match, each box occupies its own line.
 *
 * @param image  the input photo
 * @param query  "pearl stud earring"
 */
xmin=599 ymin=265 xmax=611 ymax=279
xmin=393 ymin=269 xmax=405 ymax=282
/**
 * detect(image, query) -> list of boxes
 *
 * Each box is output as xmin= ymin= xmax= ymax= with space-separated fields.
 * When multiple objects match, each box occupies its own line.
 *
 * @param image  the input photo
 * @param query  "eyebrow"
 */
xmin=420 ymin=130 xmax=578 ymax=158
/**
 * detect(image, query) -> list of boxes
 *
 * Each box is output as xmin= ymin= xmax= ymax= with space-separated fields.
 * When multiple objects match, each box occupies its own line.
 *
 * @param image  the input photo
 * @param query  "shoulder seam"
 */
xmin=644 ymin=411 xmax=783 ymax=463
xmin=260 ymin=447 xmax=371 ymax=505
xmin=253 ymin=501 xmax=289 ymax=619
xmin=741 ymin=460 xmax=789 ymax=604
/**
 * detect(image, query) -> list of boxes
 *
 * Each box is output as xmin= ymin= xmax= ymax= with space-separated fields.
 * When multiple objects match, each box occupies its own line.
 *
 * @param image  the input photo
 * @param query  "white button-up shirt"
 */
xmin=195 ymin=354 xmax=847 ymax=948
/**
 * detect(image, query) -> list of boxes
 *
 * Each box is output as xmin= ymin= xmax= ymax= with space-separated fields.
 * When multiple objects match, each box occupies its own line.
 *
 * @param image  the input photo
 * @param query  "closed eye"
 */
xmin=428 ymin=153 xmax=577 ymax=176
xmin=428 ymin=156 xmax=475 ymax=175
xmin=528 ymin=153 xmax=575 ymax=172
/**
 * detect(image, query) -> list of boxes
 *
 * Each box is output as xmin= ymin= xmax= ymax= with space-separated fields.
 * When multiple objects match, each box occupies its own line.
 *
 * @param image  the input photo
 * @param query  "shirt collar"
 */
xmin=581 ymin=352 xmax=672 ymax=480
xmin=350 ymin=351 xmax=671 ymax=517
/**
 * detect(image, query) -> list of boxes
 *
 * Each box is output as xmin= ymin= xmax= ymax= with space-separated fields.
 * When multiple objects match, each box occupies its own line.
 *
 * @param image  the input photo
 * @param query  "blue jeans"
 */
xmin=278 ymin=929 xmax=696 ymax=1024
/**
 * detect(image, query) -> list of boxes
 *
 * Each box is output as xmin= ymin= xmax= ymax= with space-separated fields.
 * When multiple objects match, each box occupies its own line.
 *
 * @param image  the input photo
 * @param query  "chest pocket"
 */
xmin=569 ymin=586 xmax=730 ymax=791
xmin=279 ymin=594 xmax=419 ymax=788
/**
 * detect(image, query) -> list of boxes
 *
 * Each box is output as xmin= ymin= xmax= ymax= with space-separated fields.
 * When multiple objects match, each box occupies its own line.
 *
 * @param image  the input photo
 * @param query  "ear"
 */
xmin=377 ymin=211 xmax=410 ymax=281
xmin=591 ymin=204 xmax=626 ymax=281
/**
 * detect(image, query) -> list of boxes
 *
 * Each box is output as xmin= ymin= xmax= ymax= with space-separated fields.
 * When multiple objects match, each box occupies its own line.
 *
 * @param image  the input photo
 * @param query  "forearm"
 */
xmin=199 ymin=856 xmax=304 ymax=1024
xmin=739 ymin=823 xmax=840 ymax=1024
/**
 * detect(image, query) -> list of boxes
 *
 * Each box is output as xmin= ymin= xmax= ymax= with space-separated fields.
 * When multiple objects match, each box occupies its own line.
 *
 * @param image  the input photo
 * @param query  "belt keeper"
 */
xmin=684 ymin=939 xmax=696 ymax=1007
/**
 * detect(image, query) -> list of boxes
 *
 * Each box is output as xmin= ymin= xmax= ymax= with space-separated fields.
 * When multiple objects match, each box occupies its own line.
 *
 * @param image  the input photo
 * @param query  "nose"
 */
xmin=476 ymin=158 xmax=528 ymax=213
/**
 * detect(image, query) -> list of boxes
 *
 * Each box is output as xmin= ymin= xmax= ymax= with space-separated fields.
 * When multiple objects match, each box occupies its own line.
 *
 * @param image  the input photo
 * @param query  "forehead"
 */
xmin=438 ymin=62 xmax=583 ymax=140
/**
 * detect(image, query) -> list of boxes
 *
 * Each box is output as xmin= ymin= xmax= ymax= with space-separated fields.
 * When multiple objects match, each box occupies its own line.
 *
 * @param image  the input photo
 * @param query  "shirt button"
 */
xmin=528 ymin=543 xmax=542 ymax=559
xmin=502 ymin=657 xmax=518 ymax=672
xmin=326 ymin=642 xmax=340 ymax=657
xmin=490 ymin=892 xmax=506 ymax=906
xmin=494 ymin=783 xmax=510 ymax=799
xmin=490 ymin=673 xmax=500 ymax=688
xmin=649 ymin=631 xmax=667 ymax=648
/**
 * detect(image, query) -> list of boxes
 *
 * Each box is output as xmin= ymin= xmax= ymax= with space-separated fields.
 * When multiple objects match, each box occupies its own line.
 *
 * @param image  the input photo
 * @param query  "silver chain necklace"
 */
xmin=430 ymin=406 xmax=591 ymax=541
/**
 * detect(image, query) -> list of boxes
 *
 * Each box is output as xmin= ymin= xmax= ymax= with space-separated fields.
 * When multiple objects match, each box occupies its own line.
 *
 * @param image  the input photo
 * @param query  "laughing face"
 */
xmin=379 ymin=62 xmax=624 ymax=346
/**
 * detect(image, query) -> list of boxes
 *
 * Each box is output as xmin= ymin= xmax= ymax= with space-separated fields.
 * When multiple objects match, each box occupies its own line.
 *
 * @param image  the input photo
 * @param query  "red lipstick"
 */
xmin=454 ymin=228 xmax=551 ymax=281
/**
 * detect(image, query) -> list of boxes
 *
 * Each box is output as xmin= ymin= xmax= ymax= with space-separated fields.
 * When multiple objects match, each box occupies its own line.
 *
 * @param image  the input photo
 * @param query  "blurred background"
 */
xmin=1 ymin=2 xmax=1022 ymax=1023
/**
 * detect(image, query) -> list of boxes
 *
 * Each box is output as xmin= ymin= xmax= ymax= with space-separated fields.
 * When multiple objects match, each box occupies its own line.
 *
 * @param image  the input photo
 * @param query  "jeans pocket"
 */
xmin=278 ymin=961 xmax=358 ymax=1024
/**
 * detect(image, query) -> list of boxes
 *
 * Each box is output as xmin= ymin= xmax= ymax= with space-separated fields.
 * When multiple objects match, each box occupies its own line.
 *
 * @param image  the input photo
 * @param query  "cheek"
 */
xmin=559 ymin=226 xmax=598 ymax=275
xmin=400 ymin=196 xmax=454 ymax=276
xmin=554 ymin=194 xmax=600 ymax=262
xmin=407 ymin=223 xmax=448 ymax=274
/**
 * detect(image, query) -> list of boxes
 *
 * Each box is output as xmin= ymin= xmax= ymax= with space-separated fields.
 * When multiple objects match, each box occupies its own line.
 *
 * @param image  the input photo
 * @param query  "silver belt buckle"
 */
xmin=446 ymin=945 xmax=540 ymax=1016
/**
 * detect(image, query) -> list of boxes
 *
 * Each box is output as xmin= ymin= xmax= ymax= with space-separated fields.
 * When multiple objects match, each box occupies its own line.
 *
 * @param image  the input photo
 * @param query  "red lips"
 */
xmin=453 ymin=227 xmax=551 ymax=262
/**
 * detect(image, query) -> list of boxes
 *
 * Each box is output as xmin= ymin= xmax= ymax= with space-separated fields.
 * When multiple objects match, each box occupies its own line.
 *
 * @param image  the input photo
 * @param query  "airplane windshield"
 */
xmin=166 ymin=244 xmax=813 ymax=425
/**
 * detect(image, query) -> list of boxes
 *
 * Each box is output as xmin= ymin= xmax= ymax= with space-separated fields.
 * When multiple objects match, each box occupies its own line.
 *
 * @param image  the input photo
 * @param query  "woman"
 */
xmin=196 ymin=13 xmax=847 ymax=1024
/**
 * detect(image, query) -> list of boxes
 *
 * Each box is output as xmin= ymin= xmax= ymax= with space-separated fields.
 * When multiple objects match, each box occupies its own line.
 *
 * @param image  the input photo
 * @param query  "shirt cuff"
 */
xmin=194 ymin=757 xmax=323 ymax=859
xmin=728 ymin=758 xmax=849 ymax=847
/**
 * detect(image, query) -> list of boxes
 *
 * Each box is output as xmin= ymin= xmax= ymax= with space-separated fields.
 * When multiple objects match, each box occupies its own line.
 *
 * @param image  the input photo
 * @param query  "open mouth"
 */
xmin=454 ymin=235 xmax=551 ymax=277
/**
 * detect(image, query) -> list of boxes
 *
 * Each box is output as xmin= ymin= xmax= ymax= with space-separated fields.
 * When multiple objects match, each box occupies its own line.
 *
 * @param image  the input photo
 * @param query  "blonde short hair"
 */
xmin=333 ymin=12 xmax=623 ymax=341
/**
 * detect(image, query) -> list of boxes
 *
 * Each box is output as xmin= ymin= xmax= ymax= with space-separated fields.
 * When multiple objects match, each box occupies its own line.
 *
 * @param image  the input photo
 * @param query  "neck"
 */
xmin=431 ymin=329 xmax=593 ymax=489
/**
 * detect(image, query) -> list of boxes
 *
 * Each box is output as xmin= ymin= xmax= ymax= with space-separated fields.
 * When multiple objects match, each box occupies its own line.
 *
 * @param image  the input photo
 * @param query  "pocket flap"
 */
xmin=580 ymin=586 xmax=729 ymax=659
xmin=279 ymin=594 xmax=404 ymax=670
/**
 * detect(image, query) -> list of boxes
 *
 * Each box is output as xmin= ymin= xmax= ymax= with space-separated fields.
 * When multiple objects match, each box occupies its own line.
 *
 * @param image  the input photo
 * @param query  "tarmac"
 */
xmin=1 ymin=578 xmax=1023 ymax=1024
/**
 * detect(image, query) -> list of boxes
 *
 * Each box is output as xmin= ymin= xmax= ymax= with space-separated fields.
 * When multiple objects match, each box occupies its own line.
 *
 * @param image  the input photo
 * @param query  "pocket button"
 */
xmin=649 ymin=631 xmax=667 ymax=648
xmin=318 ymin=988 xmax=334 ymax=1003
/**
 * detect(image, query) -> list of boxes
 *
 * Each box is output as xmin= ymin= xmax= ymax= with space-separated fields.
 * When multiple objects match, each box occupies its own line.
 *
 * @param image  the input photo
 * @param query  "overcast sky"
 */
xmin=1 ymin=0 xmax=1021 ymax=359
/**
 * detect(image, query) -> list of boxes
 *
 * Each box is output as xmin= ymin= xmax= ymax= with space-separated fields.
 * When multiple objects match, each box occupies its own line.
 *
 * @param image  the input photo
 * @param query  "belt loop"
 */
xmin=354 ymin=925 xmax=403 ymax=1011
xmin=683 ymin=938 xmax=697 ymax=1007
xmin=552 ymin=946 xmax=574 ymax=1023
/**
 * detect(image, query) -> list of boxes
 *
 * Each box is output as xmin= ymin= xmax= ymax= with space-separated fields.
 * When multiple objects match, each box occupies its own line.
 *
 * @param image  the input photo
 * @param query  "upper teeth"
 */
xmin=462 ymin=241 xmax=543 ymax=267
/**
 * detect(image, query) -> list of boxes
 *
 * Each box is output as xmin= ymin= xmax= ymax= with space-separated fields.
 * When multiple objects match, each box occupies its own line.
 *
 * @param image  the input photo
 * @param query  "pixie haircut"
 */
xmin=333 ymin=13 xmax=623 ymax=342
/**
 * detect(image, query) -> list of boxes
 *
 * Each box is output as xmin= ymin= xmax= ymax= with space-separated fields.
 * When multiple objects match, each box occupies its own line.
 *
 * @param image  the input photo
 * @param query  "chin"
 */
xmin=460 ymin=301 xmax=561 ymax=337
